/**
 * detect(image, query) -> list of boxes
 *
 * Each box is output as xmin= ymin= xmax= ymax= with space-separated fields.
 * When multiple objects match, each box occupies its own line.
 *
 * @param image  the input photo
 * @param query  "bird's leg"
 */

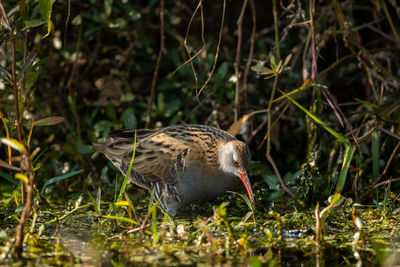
xmin=150 ymin=182 xmax=181 ymax=216
xmin=171 ymin=148 xmax=190 ymax=181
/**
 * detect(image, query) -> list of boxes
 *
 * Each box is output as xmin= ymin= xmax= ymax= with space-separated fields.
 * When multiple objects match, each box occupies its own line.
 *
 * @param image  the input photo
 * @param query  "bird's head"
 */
xmin=218 ymin=140 xmax=254 ymax=203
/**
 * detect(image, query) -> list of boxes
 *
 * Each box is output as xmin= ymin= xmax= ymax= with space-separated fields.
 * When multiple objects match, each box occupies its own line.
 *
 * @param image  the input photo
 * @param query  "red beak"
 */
xmin=239 ymin=171 xmax=254 ymax=203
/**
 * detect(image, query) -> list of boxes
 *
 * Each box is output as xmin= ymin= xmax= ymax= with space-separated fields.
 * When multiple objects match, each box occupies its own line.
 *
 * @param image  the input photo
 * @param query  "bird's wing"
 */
xmin=95 ymin=130 xmax=193 ymax=185
xmin=132 ymin=132 xmax=192 ymax=184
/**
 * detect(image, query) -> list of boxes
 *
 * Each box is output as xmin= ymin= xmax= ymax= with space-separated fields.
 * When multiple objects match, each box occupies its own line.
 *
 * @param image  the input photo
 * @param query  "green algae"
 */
xmin=1 ymin=195 xmax=399 ymax=266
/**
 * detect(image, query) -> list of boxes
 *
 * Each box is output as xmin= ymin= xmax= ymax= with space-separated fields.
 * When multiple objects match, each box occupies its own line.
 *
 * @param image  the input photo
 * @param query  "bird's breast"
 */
xmin=176 ymin=164 xmax=241 ymax=203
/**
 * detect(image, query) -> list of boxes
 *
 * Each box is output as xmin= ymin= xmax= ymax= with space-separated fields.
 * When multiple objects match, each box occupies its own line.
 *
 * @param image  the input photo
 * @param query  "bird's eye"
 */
xmin=233 ymin=160 xmax=240 ymax=167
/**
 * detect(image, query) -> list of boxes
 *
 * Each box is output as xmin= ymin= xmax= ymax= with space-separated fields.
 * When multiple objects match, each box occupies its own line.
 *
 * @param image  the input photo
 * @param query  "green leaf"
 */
xmin=39 ymin=0 xmax=55 ymax=20
xmin=78 ymin=144 xmax=93 ymax=154
xmin=33 ymin=116 xmax=64 ymax=127
xmin=102 ymin=215 xmax=138 ymax=225
xmin=71 ymin=14 xmax=82 ymax=25
xmin=106 ymin=106 xmax=117 ymax=122
xmin=270 ymin=54 xmax=276 ymax=66
xmin=87 ymin=189 xmax=100 ymax=213
xmin=121 ymin=108 xmax=136 ymax=129
xmin=251 ymin=66 xmax=272 ymax=73
xmin=15 ymin=173 xmax=29 ymax=184
xmin=42 ymin=19 xmax=54 ymax=39
xmin=165 ymin=98 xmax=181 ymax=117
xmin=0 ymin=170 xmax=18 ymax=184
xmin=249 ymin=256 xmax=262 ymax=267
xmin=217 ymin=62 xmax=228 ymax=78
xmin=373 ymin=199 xmax=383 ymax=212
xmin=383 ymin=178 xmax=391 ymax=212
xmin=354 ymin=98 xmax=378 ymax=109
xmin=39 ymin=0 xmax=55 ymax=38
xmin=94 ymin=120 xmax=113 ymax=137
xmin=157 ymin=80 xmax=179 ymax=91
xmin=115 ymin=201 xmax=129 ymax=206
xmin=1 ymin=138 xmax=27 ymax=154
xmin=263 ymin=174 xmax=279 ymax=188
xmin=41 ymin=169 xmax=84 ymax=193
xmin=25 ymin=70 xmax=39 ymax=91
xmin=335 ymin=144 xmax=355 ymax=193
xmin=104 ymin=0 xmax=113 ymax=17
xmin=157 ymin=93 xmax=164 ymax=111
xmin=330 ymin=193 xmax=343 ymax=206
xmin=22 ymin=19 xmax=46 ymax=31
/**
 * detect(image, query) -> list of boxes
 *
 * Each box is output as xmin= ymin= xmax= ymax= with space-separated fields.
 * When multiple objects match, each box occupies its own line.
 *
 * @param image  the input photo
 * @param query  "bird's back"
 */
xmin=94 ymin=124 xmax=236 ymax=184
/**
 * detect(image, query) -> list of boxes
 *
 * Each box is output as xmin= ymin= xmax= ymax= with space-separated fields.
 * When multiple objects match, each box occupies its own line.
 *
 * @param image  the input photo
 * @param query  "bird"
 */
xmin=93 ymin=124 xmax=254 ymax=216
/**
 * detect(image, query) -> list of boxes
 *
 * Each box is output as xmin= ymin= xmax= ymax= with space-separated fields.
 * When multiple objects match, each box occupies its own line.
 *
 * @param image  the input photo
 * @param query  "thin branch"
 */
xmin=197 ymin=0 xmax=226 ymax=96
xmin=266 ymin=153 xmax=300 ymax=203
xmin=361 ymin=140 xmax=400 ymax=199
xmin=14 ymin=154 xmax=35 ymax=258
xmin=234 ymin=0 xmax=248 ymax=121
xmin=242 ymin=0 xmax=256 ymax=112
xmin=378 ymin=126 xmax=400 ymax=141
xmin=321 ymin=88 xmax=359 ymax=148
xmin=63 ymin=0 xmax=71 ymax=49
xmin=11 ymin=39 xmax=22 ymax=143
xmin=272 ymin=0 xmax=280 ymax=60
xmin=179 ymin=1 xmax=204 ymax=91
xmin=309 ymin=0 xmax=317 ymax=81
xmin=266 ymin=0 xmax=281 ymax=155
xmin=372 ymin=178 xmax=400 ymax=191
xmin=0 ymin=0 xmax=11 ymax=31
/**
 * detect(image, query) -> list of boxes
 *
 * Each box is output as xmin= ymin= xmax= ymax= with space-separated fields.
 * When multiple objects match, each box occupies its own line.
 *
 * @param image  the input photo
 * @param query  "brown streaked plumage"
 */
xmin=93 ymin=124 xmax=254 ymax=215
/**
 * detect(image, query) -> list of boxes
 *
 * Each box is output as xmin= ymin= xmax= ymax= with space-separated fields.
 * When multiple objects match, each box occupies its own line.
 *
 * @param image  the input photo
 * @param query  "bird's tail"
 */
xmin=92 ymin=143 xmax=106 ymax=154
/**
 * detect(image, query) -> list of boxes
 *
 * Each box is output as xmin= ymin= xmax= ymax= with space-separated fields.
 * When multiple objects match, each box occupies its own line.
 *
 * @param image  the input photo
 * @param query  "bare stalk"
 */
xmin=14 ymin=155 xmax=34 ymax=258
xmin=242 ymin=0 xmax=256 ymax=112
xmin=267 ymin=0 xmax=281 ymax=155
xmin=233 ymin=0 xmax=248 ymax=121
xmin=181 ymin=1 xmax=204 ymax=91
xmin=309 ymin=0 xmax=317 ymax=81
xmin=314 ymin=203 xmax=320 ymax=242
xmin=272 ymin=0 xmax=280 ymax=60
xmin=266 ymin=153 xmax=299 ymax=202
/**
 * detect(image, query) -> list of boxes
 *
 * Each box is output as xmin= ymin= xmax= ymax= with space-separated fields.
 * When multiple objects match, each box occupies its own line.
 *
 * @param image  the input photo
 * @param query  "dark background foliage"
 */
xmin=1 ymin=0 xmax=399 ymax=212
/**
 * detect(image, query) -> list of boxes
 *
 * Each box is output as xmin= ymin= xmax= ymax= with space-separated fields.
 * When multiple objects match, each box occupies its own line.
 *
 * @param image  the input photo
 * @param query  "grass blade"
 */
xmin=117 ymin=130 xmax=137 ymax=202
xmin=383 ymin=178 xmax=391 ymax=214
xmin=102 ymin=214 xmax=139 ymax=225
xmin=335 ymin=144 xmax=355 ymax=193
xmin=371 ymin=129 xmax=380 ymax=178
xmin=279 ymin=89 xmax=350 ymax=144
xmin=87 ymin=189 xmax=100 ymax=213
xmin=0 ymin=170 xmax=19 ymax=184
xmin=148 ymin=187 xmax=156 ymax=212
xmin=41 ymin=169 xmax=84 ymax=193
xmin=271 ymin=79 xmax=312 ymax=103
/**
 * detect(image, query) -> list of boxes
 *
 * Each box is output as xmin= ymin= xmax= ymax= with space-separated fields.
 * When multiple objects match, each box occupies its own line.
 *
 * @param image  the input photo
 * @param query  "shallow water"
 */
xmin=2 ymin=199 xmax=399 ymax=266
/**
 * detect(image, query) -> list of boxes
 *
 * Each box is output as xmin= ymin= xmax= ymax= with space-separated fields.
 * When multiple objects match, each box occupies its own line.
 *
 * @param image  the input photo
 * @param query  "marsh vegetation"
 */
xmin=1 ymin=0 xmax=399 ymax=265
